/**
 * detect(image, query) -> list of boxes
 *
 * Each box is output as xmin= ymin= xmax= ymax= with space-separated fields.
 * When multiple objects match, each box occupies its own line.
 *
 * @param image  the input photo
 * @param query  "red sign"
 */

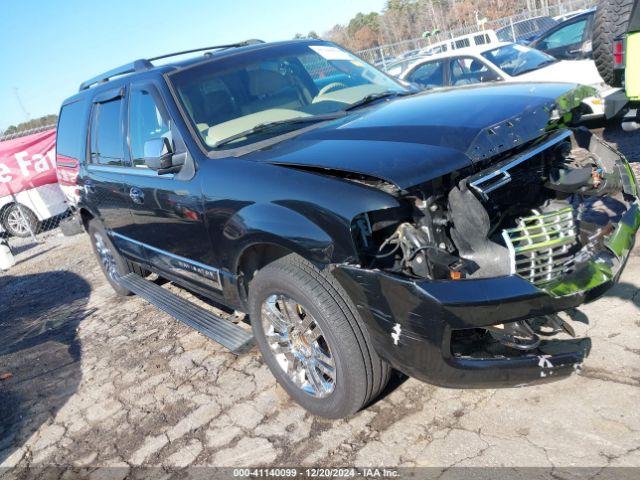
xmin=0 ymin=129 xmax=57 ymax=198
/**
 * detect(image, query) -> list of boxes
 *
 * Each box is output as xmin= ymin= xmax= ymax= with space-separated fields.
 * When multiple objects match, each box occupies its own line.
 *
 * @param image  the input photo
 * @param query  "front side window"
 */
xmin=481 ymin=44 xmax=557 ymax=76
xmin=90 ymin=97 xmax=124 ymax=166
xmin=169 ymin=42 xmax=406 ymax=150
xmin=537 ymin=18 xmax=588 ymax=51
xmin=406 ymin=60 xmax=445 ymax=89
xmin=128 ymin=85 xmax=171 ymax=167
xmin=449 ymin=57 xmax=501 ymax=86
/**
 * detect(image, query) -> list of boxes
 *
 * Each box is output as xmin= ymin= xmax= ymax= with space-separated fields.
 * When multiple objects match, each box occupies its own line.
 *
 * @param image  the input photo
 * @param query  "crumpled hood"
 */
xmin=246 ymin=82 xmax=593 ymax=190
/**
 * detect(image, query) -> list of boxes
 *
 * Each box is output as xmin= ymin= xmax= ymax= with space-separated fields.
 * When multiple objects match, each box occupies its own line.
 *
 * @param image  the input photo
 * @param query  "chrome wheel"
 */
xmin=93 ymin=232 xmax=119 ymax=281
xmin=6 ymin=208 xmax=32 ymax=236
xmin=261 ymin=294 xmax=336 ymax=398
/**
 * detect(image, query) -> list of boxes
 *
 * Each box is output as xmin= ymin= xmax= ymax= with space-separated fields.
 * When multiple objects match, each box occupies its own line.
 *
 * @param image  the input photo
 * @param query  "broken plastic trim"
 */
xmin=468 ymin=129 xmax=573 ymax=200
xmin=486 ymin=321 xmax=541 ymax=351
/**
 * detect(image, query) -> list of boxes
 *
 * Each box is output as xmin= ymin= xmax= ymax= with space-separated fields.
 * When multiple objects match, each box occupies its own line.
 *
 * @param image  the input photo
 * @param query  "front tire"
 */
xmin=248 ymin=254 xmax=390 ymax=418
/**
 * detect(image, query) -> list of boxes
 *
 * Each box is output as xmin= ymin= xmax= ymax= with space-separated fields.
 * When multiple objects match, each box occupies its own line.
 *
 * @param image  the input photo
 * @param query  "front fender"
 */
xmin=220 ymin=202 xmax=352 ymax=273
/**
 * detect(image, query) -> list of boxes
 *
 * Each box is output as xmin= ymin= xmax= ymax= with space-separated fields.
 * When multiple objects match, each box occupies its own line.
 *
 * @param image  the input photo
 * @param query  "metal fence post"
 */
xmin=379 ymin=46 xmax=387 ymax=70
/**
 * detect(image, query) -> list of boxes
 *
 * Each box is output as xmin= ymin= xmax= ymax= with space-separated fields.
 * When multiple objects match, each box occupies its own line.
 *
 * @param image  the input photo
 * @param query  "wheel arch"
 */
xmin=78 ymin=206 xmax=96 ymax=232
xmin=227 ymin=202 xmax=358 ymax=307
xmin=223 ymin=202 xmax=358 ymax=272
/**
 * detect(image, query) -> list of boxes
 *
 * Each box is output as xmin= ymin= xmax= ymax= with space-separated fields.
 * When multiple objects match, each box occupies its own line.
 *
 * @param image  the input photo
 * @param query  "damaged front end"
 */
xmin=337 ymin=127 xmax=639 ymax=387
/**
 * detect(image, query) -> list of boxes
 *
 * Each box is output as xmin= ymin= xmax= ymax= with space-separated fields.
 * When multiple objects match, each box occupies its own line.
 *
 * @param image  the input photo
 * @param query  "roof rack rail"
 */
xmin=78 ymin=39 xmax=265 ymax=92
xmin=79 ymin=59 xmax=153 ymax=91
xmin=148 ymin=39 xmax=265 ymax=61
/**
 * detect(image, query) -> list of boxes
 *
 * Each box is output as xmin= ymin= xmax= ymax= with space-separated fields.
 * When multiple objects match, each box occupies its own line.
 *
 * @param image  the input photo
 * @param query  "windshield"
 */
xmin=168 ymin=42 xmax=406 ymax=149
xmin=386 ymin=57 xmax=425 ymax=77
xmin=481 ymin=44 xmax=557 ymax=76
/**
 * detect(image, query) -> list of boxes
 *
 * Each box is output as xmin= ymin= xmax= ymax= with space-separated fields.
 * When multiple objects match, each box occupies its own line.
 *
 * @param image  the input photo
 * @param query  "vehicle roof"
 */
xmin=406 ymin=41 xmax=513 ymax=65
xmin=556 ymin=7 xmax=596 ymax=20
xmin=555 ymin=7 xmax=596 ymax=19
xmin=420 ymin=29 xmax=498 ymax=50
xmin=61 ymin=39 xmax=330 ymax=106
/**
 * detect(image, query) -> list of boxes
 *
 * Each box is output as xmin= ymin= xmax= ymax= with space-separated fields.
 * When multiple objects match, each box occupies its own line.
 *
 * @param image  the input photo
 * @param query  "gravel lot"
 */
xmin=1 ymin=124 xmax=639 ymax=474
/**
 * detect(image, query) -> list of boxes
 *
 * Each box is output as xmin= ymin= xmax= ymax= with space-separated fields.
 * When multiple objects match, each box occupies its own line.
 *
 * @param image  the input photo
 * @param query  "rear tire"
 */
xmin=87 ymin=219 xmax=133 ymax=296
xmin=593 ymin=0 xmax=634 ymax=87
xmin=248 ymin=254 xmax=390 ymax=418
xmin=2 ymin=204 xmax=39 ymax=238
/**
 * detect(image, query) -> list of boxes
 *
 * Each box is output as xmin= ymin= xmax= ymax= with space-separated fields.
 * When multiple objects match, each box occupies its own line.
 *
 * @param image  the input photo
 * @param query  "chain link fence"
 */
xmin=355 ymin=0 xmax=597 ymax=68
xmin=0 ymin=124 xmax=79 ymax=273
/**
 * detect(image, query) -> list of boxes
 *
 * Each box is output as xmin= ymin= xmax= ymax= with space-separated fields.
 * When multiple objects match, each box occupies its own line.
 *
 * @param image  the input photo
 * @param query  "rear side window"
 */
xmin=128 ymin=85 xmax=171 ymax=167
xmin=57 ymin=101 xmax=85 ymax=161
xmin=474 ymin=33 xmax=491 ymax=46
xmin=90 ymin=97 xmax=125 ymax=166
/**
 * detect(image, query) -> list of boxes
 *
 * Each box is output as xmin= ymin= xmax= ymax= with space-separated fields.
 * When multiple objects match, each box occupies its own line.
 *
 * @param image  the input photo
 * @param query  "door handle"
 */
xmin=129 ymin=187 xmax=144 ymax=204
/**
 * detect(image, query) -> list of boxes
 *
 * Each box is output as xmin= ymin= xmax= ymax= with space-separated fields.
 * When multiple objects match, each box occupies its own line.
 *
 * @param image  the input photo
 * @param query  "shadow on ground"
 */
xmin=0 ymin=271 xmax=93 ymax=464
xmin=602 ymin=124 xmax=640 ymax=163
xmin=603 ymin=281 xmax=640 ymax=309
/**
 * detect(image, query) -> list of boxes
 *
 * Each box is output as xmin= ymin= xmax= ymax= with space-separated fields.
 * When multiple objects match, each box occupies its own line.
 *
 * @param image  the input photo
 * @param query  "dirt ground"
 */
xmin=1 ymin=124 xmax=639 ymax=475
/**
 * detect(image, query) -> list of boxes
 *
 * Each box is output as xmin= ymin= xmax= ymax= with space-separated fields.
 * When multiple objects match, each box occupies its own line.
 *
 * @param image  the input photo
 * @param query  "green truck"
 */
xmin=594 ymin=0 xmax=639 ymax=130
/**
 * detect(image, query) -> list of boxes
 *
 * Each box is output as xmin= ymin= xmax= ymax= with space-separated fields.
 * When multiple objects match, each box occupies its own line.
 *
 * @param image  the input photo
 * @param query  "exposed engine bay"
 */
xmin=352 ymin=128 xmax=638 ymax=353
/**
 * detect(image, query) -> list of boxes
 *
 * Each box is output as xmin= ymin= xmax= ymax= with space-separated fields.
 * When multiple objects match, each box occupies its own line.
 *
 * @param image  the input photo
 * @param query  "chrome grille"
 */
xmin=502 ymin=208 xmax=579 ymax=286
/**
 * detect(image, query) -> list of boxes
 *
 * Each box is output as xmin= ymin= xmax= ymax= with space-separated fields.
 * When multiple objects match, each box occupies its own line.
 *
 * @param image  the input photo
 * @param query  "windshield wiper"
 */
xmin=212 ymin=113 xmax=345 ymax=148
xmin=345 ymin=90 xmax=412 ymax=111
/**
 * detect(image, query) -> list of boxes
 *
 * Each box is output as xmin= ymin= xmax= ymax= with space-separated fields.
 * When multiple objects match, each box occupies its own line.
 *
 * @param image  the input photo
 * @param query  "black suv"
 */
xmin=57 ymin=39 xmax=639 ymax=418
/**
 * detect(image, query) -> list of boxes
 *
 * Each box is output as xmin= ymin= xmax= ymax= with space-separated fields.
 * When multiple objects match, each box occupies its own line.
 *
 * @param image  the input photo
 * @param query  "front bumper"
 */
xmin=333 ymin=201 xmax=640 ymax=388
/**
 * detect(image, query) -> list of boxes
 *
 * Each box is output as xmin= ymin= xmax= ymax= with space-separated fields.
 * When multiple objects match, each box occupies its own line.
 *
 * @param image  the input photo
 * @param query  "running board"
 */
xmin=117 ymin=273 xmax=254 ymax=354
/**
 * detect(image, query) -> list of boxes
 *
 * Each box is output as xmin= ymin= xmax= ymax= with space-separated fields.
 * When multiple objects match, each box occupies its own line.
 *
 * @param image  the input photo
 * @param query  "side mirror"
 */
xmin=144 ymin=137 xmax=184 ymax=174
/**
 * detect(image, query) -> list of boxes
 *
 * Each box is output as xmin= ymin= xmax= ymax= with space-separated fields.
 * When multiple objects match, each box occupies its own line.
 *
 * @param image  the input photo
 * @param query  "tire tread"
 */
xmin=593 ymin=0 xmax=634 ymax=87
xmin=251 ymin=254 xmax=390 ymax=416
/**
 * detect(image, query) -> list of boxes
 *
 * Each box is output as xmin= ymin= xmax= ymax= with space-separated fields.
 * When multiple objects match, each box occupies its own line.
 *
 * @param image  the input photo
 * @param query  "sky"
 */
xmin=0 ymin=0 xmax=386 ymax=131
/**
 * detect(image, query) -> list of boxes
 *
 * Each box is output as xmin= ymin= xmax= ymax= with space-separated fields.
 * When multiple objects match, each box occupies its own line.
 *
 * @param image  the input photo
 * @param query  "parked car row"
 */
xmin=381 ymin=8 xmax=628 ymax=122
